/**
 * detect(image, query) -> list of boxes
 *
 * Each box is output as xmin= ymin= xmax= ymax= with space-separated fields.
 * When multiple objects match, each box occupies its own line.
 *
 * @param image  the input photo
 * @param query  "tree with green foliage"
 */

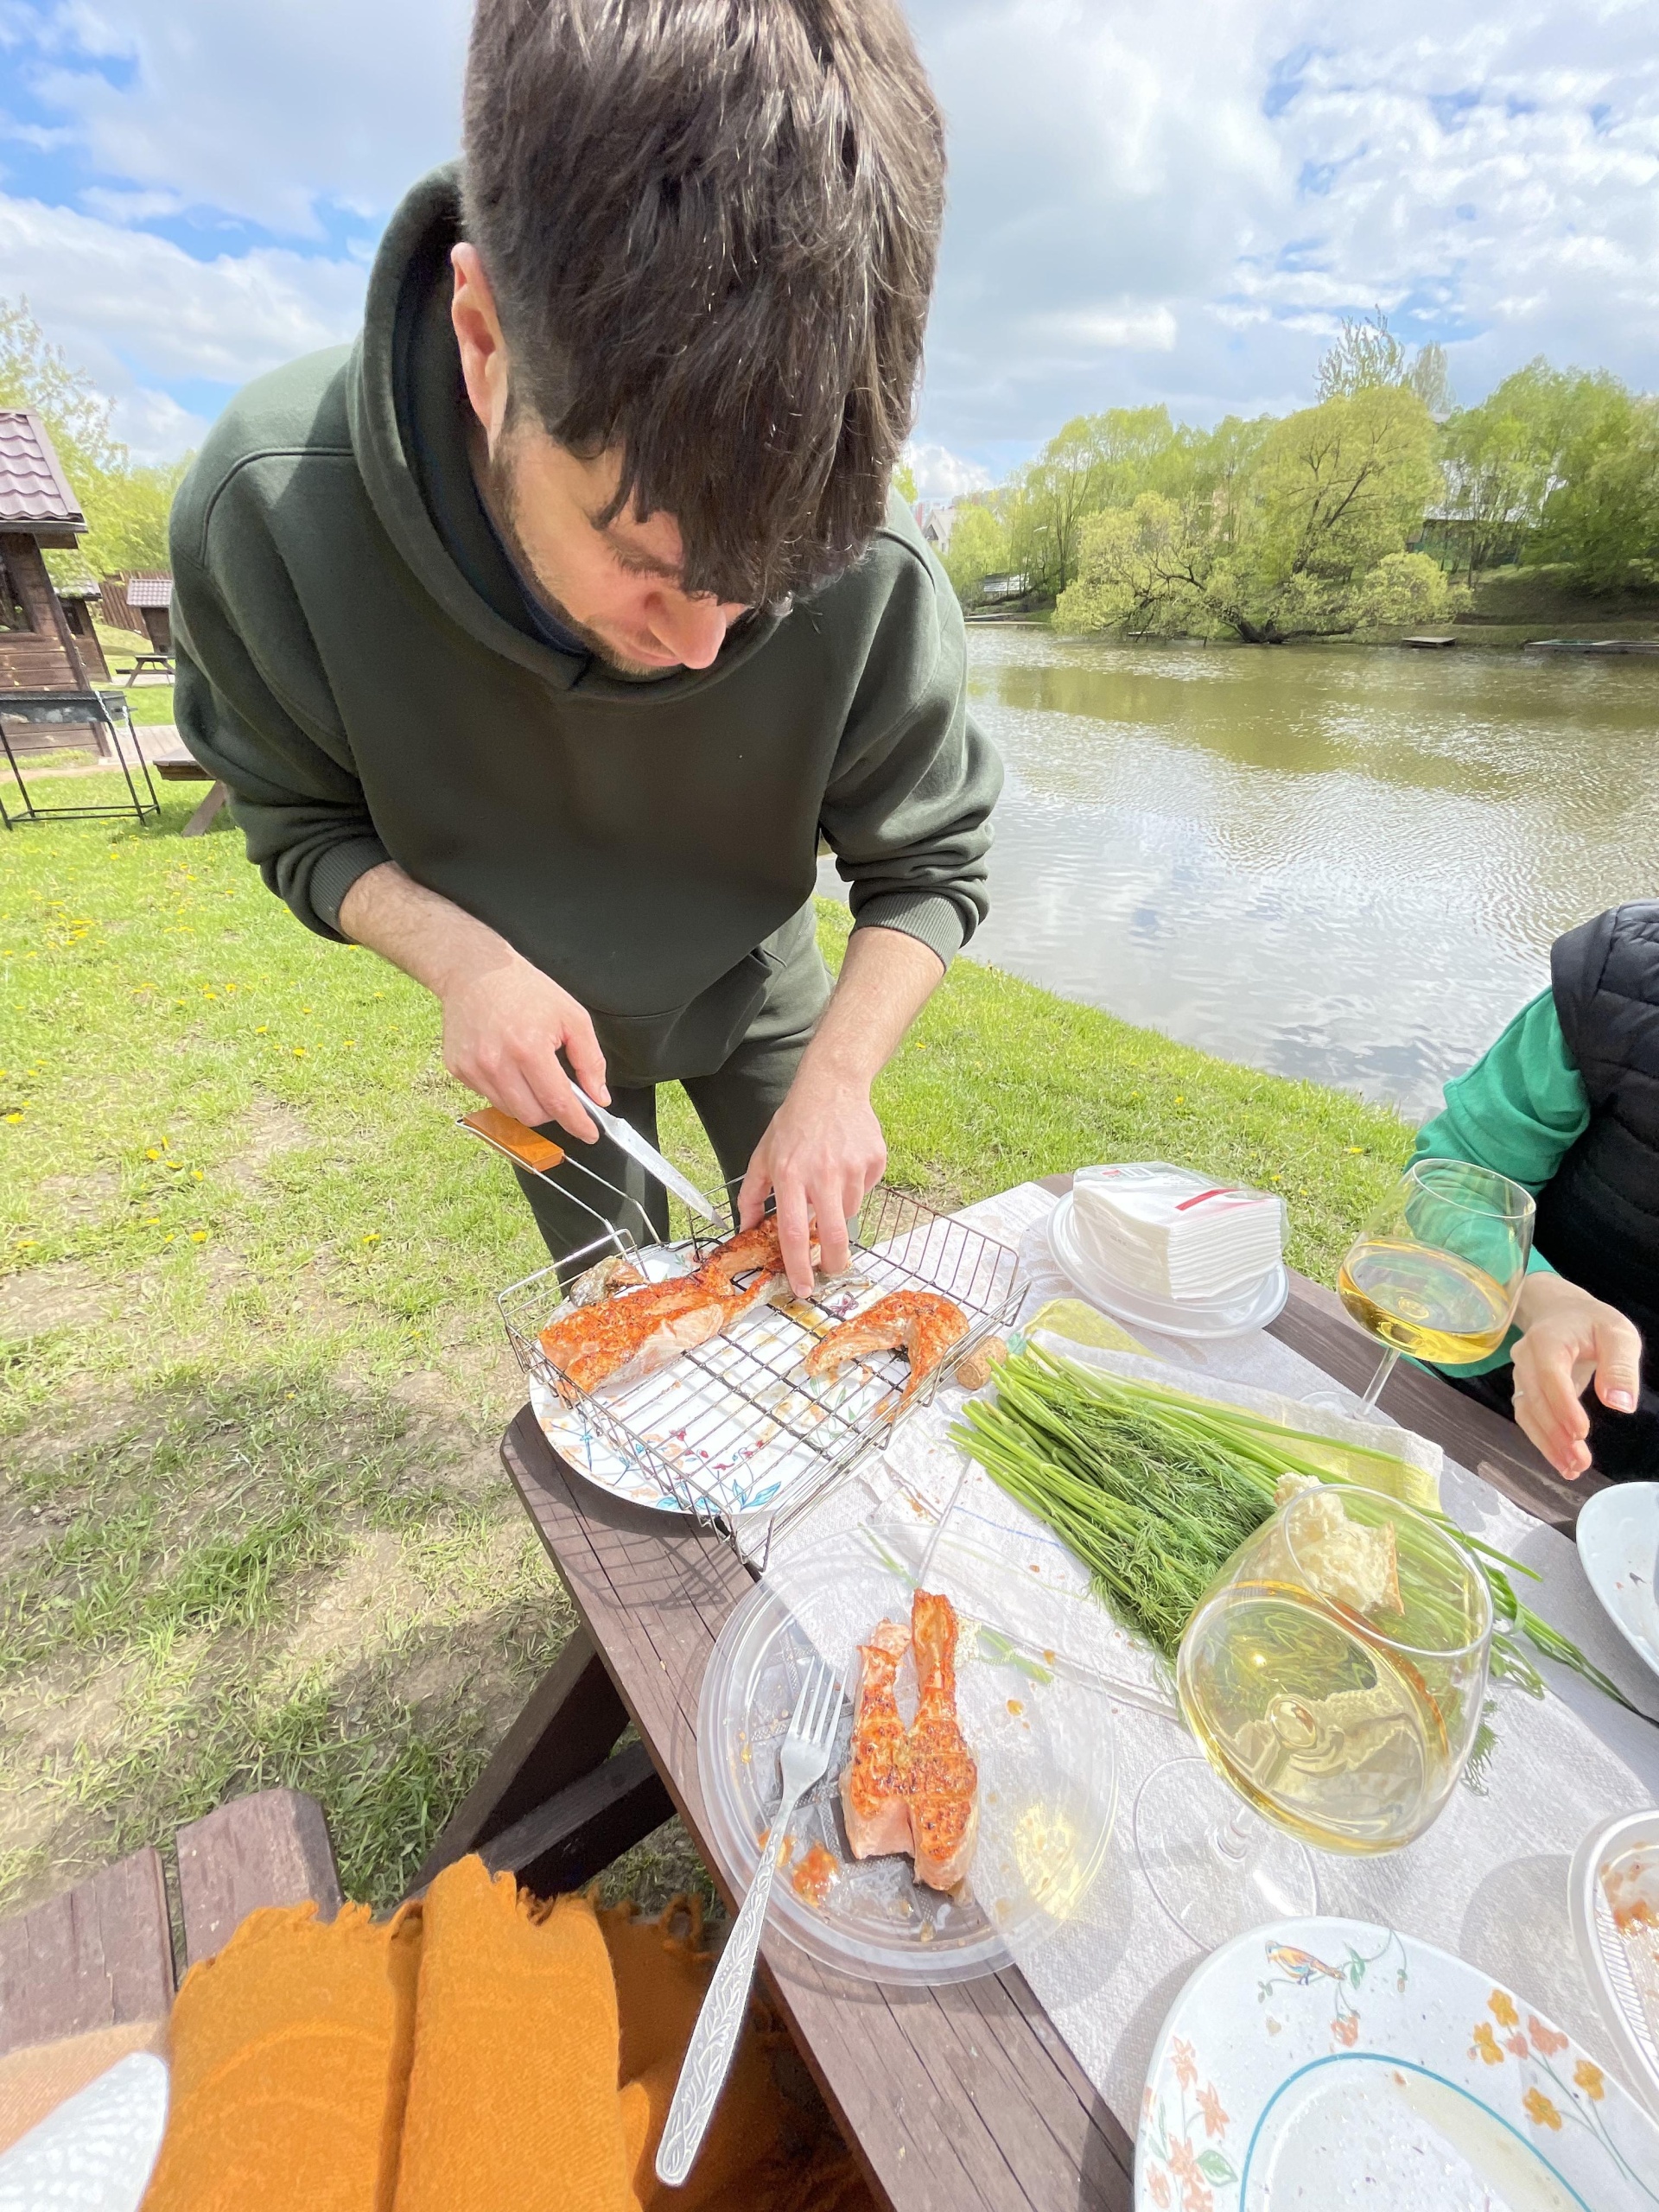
xmin=1436 ymin=359 xmax=1659 ymax=594
xmin=0 ymin=297 xmax=189 ymax=582
xmin=1007 ymin=405 xmax=1188 ymax=599
xmin=893 ymin=457 xmax=918 ymax=504
xmin=1057 ymin=386 xmax=1450 ymax=644
xmin=941 ymin=499 xmax=1014 ymax=608
xmin=1525 ymin=373 xmax=1659 ymax=593
xmin=1317 ymin=308 xmax=1454 ymax=419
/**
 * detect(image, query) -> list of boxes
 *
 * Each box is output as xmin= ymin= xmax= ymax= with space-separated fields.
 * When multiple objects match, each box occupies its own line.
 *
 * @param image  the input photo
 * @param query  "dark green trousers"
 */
xmin=513 ymin=940 xmax=831 ymax=1272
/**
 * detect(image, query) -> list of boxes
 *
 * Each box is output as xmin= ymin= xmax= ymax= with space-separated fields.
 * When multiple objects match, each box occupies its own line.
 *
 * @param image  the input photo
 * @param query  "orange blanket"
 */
xmin=138 ymin=1856 xmax=871 ymax=2212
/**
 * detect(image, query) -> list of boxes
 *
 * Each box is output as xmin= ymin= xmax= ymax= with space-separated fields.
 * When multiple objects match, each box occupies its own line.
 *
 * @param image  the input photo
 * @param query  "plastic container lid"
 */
xmin=697 ymin=1532 xmax=1120 ymax=1985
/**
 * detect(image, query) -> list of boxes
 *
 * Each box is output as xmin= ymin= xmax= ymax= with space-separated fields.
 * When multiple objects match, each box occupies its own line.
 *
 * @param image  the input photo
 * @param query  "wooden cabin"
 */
xmin=0 ymin=410 xmax=104 ymax=699
xmin=99 ymin=571 xmax=173 ymax=653
xmin=54 ymin=581 xmax=111 ymax=680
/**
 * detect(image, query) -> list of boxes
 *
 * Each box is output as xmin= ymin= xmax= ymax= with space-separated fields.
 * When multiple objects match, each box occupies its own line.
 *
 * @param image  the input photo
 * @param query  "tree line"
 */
xmin=1 ymin=299 xmax=187 ymax=582
xmin=940 ymin=316 xmax=1659 ymax=645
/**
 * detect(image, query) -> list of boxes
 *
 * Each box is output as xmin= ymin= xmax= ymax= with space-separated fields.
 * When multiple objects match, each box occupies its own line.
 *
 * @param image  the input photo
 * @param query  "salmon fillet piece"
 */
xmin=839 ymin=1592 xmax=979 ymax=1893
xmin=804 ymin=1291 xmax=969 ymax=1407
xmin=841 ymin=1619 xmax=913 ymax=1861
xmin=538 ymin=1224 xmax=787 ymax=1395
xmin=906 ymin=1591 xmax=979 ymax=1891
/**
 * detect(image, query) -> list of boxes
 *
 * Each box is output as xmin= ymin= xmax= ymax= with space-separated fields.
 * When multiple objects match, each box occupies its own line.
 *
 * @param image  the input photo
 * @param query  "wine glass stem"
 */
xmin=1213 ymin=1804 xmax=1255 ymax=1863
xmin=1356 ymin=1344 xmax=1401 ymax=1416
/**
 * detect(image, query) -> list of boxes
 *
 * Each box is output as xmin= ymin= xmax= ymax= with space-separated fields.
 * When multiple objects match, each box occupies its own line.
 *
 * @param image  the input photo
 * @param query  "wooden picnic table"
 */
xmin=445 ymin=1174 xmax=1595 ymax=2212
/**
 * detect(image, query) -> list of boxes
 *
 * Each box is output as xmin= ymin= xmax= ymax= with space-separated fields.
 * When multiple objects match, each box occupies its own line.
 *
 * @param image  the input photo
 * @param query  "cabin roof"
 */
xmin=124 ymin=572 xmax=173 ymax=607
xmin=0 ymin=410 xmax=86 ymax=535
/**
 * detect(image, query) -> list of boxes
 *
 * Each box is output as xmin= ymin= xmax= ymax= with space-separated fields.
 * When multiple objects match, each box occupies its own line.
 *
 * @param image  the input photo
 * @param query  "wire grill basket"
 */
xmin=497 ymin=1183 xmax=1021 ymax=1571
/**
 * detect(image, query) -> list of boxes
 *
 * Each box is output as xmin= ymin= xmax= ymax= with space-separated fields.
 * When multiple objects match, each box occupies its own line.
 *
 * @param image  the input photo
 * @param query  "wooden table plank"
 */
xmin=175 ymin=1789 xmax=341 ymax=1967
xmin=502 ymin=1409 xmax=1130 ymax=2212
xmin=0 ymin=1848 xmax=175 ymax=2055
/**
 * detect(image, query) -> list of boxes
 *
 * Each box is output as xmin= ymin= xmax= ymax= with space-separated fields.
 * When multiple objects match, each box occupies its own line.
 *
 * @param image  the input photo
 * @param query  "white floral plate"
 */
xmin=1136 ymin=1916 xmax=1659 ymax=2210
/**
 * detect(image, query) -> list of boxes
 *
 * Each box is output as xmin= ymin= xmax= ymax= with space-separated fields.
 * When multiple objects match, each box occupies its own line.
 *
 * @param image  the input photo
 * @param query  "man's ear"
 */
xmin=450 ymin=242 xmax=512 ymax=448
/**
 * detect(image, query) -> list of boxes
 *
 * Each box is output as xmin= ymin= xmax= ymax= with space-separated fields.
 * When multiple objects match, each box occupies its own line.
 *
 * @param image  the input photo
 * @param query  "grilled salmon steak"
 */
xmin=840 ymin=1618 xmax=914 ymax=1860
xmin=804 ymin=1291 xmax=969 ymax=1407
xmin=538 ymin=1218 xmax=801 ymax=1395
xmin=840 ymin=1590 xmax=978 ymax=1893
xmin=906 ymin=1590 xmax=980 ymax=1890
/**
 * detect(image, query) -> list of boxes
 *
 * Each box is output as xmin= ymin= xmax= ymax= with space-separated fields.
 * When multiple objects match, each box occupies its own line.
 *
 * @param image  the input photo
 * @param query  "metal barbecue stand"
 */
xmin=0 ymin=690 xmax=160 ymax=829
xmin=465 ymin=1117 xmax=1022 ymax=1574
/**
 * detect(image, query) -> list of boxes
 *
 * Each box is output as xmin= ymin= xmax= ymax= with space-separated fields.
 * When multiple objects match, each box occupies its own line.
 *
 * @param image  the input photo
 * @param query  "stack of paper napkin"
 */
xmin=1071 ymin=1162 xmax=1284 ymax=1301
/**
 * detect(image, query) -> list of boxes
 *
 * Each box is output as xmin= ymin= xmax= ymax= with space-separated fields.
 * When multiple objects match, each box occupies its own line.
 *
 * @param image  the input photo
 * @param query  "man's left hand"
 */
xmin=738 ymin=1072 xmax=887 ymax=1296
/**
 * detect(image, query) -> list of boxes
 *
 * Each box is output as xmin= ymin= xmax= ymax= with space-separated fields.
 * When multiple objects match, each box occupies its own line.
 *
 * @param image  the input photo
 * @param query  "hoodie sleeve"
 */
xmin=169 ymin=484 xmax=390 ymax=944
xmin=817 ymin=529 xmax=1002 ymax=969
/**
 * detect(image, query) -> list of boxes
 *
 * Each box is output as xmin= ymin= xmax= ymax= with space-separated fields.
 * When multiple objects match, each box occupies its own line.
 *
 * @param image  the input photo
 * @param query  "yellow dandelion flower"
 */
xmin=190 ymin=1230 xmax=207 ymax=1243
xmin=255 ymin=1025 xmax=269 ymax=1034
xmin=362 ymin=1231 xmax=379 ymax=1243
xmin=3 ymin=1112 xmax=22 ymax=1124
xmin=145 ymin=1147 xmax=162 ymax=1160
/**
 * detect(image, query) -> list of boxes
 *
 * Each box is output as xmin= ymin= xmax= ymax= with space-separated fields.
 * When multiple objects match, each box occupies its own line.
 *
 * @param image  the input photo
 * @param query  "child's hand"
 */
xmin=1510 ymin=1273 xmax=1643 ymax=1478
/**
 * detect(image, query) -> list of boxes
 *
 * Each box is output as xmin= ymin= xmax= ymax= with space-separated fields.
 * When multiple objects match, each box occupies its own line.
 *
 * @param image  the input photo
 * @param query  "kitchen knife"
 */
xmin=567 ymin=1081 xmax=726 ymax=1224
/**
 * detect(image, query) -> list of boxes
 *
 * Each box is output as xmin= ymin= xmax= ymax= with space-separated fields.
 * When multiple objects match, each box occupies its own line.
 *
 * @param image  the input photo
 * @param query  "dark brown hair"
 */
xmin=463 ymin=0 xmax=944 ymax=607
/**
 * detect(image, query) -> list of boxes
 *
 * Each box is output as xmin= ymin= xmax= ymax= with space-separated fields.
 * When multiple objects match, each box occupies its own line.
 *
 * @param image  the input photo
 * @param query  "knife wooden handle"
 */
xmin=461 ymin=1108 xmax=565 ymax=1173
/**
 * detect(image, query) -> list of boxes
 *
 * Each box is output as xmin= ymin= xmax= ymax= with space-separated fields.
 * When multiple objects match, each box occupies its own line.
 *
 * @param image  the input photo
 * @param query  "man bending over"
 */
xmin=170 ymin=0 xmax=1000 ymax=1294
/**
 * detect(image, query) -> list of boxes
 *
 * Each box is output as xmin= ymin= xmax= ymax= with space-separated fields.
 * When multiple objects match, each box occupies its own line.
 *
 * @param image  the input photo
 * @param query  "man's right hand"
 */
xmin=337 ymin=860 xmax=609 ymax=1145
xmin=439 ymin=947 xmax=609 ymax=1144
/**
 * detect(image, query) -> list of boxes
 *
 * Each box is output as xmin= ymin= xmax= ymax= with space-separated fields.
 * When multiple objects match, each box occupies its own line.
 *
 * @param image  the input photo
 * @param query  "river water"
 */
xmin=823 ymin=626 xmax=1659 ymax=1122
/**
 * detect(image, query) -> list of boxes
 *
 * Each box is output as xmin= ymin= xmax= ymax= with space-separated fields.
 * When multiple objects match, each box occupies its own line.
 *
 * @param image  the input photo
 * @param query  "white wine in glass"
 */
xmin=1135 ymin=1485 xmax=1493 ymax=1946
xmin=1179 ymin=1487 xmax=1492 ymax=1853
xmin=1332 ymin=1160 xmax=1534 ymax=1414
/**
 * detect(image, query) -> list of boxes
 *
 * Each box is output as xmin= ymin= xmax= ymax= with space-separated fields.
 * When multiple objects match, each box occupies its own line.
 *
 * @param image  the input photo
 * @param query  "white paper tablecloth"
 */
xmin=765 ymin=1181 xmax=1659 ymax=2129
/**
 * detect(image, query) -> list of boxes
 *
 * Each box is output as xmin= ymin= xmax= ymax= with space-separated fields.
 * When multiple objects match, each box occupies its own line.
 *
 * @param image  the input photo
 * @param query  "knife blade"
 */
xmin=568 ymin=1081 xmax=725 ymax=1224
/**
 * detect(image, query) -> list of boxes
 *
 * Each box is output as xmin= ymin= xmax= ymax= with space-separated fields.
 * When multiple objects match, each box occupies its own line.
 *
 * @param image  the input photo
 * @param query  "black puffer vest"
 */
xmin=1535 ymin=903 xmax=1659 ymax=1377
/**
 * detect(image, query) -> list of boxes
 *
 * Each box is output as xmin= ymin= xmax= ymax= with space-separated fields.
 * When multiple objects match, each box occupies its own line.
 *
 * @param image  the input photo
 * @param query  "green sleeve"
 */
xmin=1409 ymin=989 xmax=1590 ymax=1373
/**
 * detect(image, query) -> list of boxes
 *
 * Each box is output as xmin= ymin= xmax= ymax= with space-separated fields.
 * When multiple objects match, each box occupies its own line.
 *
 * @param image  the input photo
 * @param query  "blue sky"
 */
xmin=2 ymin=0 xmax=1656 ymax=495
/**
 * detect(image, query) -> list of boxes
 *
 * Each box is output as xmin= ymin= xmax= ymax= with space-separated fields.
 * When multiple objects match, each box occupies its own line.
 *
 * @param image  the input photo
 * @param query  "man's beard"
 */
xmin=477 ymin=431 xmax=669 ymax=677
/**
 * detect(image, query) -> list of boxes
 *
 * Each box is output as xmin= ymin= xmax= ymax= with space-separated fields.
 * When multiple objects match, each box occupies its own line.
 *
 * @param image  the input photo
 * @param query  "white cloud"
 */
xmin=110 ymin=385 xmax=211 ymax=464
xmin=0 ymin=192 xmax=365 ymax=445
xmin=904 ymin=442 xmax=994 ymax=500
xmin=1033 ymin=305 xmax=1179 ymax=353
xmin=19 ymin=0 xmax=467 ymax=237
xmin=3 ymin=0 xmax=1657 ymax=478
xmin=905 ymin=0 xmax=1659 ymax=468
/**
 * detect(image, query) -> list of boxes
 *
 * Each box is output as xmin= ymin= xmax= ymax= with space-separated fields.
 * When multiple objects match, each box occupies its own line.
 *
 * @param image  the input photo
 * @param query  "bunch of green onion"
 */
xmin=952 ymin=1344 xmax=1626 ymax=1706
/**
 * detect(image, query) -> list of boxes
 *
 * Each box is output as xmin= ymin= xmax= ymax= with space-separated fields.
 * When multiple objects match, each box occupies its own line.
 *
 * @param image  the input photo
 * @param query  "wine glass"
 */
xmin=1135 ymin=1483 xmax=1493 ymax=1947
xmin=1309 ymin=1159 xmax=1535 ymax=1419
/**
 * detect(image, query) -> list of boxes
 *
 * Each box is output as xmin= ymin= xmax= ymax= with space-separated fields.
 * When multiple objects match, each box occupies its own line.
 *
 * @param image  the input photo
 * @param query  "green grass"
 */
xmin=0 ymin=779 xmax=1410 ymax=1910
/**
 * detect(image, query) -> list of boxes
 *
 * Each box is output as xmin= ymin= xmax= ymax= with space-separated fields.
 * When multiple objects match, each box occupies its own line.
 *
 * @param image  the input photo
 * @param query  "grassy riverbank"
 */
xmin=0 ymin=782 xmax=1411 ymax=1912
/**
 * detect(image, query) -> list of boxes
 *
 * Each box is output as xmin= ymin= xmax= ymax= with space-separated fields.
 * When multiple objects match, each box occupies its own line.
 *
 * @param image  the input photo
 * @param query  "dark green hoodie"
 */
xmin=169 ymin=168 xmax=1001 ymax=1088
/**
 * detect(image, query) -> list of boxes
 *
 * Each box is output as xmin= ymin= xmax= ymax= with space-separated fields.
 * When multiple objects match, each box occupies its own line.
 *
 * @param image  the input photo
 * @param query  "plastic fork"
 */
xmin=656 ymin=1658 xmax=842 ymax=2186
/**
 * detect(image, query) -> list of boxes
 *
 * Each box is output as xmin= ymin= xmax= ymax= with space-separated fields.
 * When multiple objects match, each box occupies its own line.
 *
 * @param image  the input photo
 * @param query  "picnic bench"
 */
xmin=140 ymin=727 xmax=231 ymax=837
xmin=119 ymin=653 xmax=174 ymax=685
xmin=0 ymin=1789 xmax=341 ymax=2055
